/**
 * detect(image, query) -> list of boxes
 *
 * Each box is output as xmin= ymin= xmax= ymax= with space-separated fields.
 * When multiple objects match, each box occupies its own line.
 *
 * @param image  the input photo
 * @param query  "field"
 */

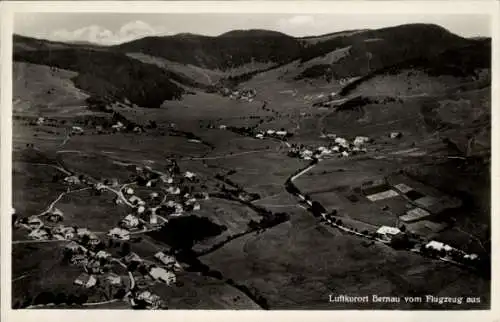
xmin=200 ymin=208 xmax=489 ymax=309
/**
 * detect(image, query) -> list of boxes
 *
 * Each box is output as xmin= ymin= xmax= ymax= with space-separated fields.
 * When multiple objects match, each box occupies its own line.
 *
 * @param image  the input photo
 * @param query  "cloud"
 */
xmin=277 ymin=15 xmax=318 ymax=29
xmin=50 ymin=20 xmax=172 ymax=45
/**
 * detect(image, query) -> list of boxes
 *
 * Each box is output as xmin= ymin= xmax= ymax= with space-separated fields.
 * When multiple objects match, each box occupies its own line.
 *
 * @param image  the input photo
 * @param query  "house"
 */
xmin=121 ymin=214 xmax=140 ymax=228
xmin=341 ymin=151 xmax=350 ymax=158
xmin=335 ymin=137 xmax=349 ymax=148
xmin=149 ymin=267 xmax=176 ymax=285
xmin=276 ymin=130 xmax=288 ymax=137
xmin=85 ymin=259 xmax=103 ymax=274
xmin=160 ymin=175 xmax=173 ymax=184
xmin=65 ymin=241 xmax=87 ymax=253
xmin=76 ymin=228 xmax=91 ymax=237
xmin=29 ymin=228 xmax=49 ymax=240
xmin=255 ymin=133 xmax=264 ymax=139
xmin=133 ymin=126 xmax=143 ymax=133
xmin=125 ymin=188 xmax=135 ymax=195
xmin=111 ymin=122 xmax=124 ymax=131
xmin=36 ymin=117 xmax=45 ymax=125
xmin=137 ymin=205 xmax=146 ymax=215
xmin=72 ymin=126 xmax=84 ymax=133
xmin=193 ymin=203 xmax=201 ymax=211
xmin=135 ymin=291 xmax=162 ymax=309
xmin=107 ymin=227 xmax=130 ymax=240
xmin=74 ymin=273 xmax=97 ymax=288
xmin=266 ymin=130 xmax=276 ymax=135
xmin=95 ymin=250 xmax=111 ymax=260
xmin=87 ymin=233 xmax=101 ymax=246
xmin=390 ymin=132 xmax=402 ymax=139
xmin=47 ymin=208 xmax=64 ymax=223
xmin=353 ymin=136 xmax=371 ymax=147
xmin=124 ymin=252 xmax=143 ymax=264
xmin=150 ymin=192 xmax=159 ymax=199
xmin=26 ymin=216 xmax=44 ymax=229
xmin=64 ymin=176 xmax=81 ymax=185
xmin=55 ymin=226 xmax=75 ymax=240
xmin=165 ymin=186 xmax=181 ymax=195
xmin=425 ymin=240 xmax=454 ymax=252
xmin=184 ymin=171 xmax=196 ymax=180
xmin=149 ymin=214 xmax=159 ymax=225
xmin=154 ymin=252 xmax=182 ymax=271
xmin=376 ymin=226 xmax=402 ymax=241
xmin=219 ymin=125 xmax=227 ymax=130
xmin=94 ymin=183 xmax=106 ymax=191
xmin=128 ymin=195 xmax=142 ymax=205
xmin=105 ymin=273 xmax=122 ymax=286
xmin=154 ymin=252 xmax=176 ymax=266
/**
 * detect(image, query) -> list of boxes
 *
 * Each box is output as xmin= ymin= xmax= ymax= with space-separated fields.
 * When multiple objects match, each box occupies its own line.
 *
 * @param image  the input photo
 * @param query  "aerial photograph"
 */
xmin=10 ymin=12 xmax=491 ymax=310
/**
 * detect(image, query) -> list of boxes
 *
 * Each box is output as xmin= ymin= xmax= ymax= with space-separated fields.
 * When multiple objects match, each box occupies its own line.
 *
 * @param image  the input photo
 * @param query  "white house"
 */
xmin=160 ymin=175 xmax=174 ymax=184
xmin=137 ymin=206 xmax=146 ymax=214
xmin=107 ymin=227 xmax=130 ymax=240
xmin=74 ymin=273 xmax=97 ymax=288
xmin=266 ymin=129 xmax=276 ymax=135
xmin=255 ymin=133 xmax=264 ymax=139
xmin=353 ymin=136 xmax=371 ymax=147
xmin=149 ymin=214 xmax=159 ymax=225
xmin=219 ymin=125 xmax=227 ymax=130
xmin=376 ymin=226 xmax=401 ymax=241
xmin=136 ymin=291 xmax=162 ymax=309
xmin=65 ymin=240 xmax=86 ymax=253
xmin=128 ymin=195 xmax=142 ymax=205
xmin=184 ymin=171 xmax=196 ymax=180
xmin=165 ymin=186 xmax=181 ymax=195
xmin=335 ymin=137 xmax=349 ymax=148
xmin=390 ymin=132 xmax=402 ymax=139
xmin=154 ymin=252 xmax=176 ymax=265
xmin=29 ymin=228 xmax=49 ymax=240
xmin=425 ymin=240 xmax=454 ymax=252
xmin=341 ymin=151 xmax=350 ymax=157
xmin=95 ymin=250 xmax=111 ymax=260
xmin=64 ymin=176 xmax=81 ymax=184
xmin=122 ymin=214 xmax=140 ymax=228
xmin=124 ymin=252 xmax=143 ymax=264
xmin=150 ymin=192 xmax=159 ymax=199
xmin=276 ymin=130 xmax=288 ymax=137
xmin=125 ymin=188 xmax=135 ymax=195
xmin=106 ymin=273 xmax=122 ymax=286
xmin=36 ymin=117 xmax=45 ymax=125
xmin=149 ymin=267 xmax=176 ymax=285
xmin=193 ymin=203 xmax=201 ymax=211
xmin=72 ymin=126 xmax=84 ymax=133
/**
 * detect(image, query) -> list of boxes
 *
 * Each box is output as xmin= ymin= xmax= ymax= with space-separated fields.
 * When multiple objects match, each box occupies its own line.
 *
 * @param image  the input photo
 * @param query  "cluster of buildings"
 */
xmin=288 ymin=135 xmax=371 ymax=161
xmin=255 ymin=129 xmax=291 ymax=140
xmin=228 ymin=88 xmax=257 ymax=102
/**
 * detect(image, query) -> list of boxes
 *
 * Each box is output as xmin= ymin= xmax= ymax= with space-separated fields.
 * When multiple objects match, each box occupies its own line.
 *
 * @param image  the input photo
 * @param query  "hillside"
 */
xmin=14 ymin=45 xmax=186 ymax=108
xmin=339 ymin=39 xmax=491 ymax=97
xmin=113 ymin=30 xmax=302 ymax=70
xmin=13 ymin=62 xmax=89 ymax=115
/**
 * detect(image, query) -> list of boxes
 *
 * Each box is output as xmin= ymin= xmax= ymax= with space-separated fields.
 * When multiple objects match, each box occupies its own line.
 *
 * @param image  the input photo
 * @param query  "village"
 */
xmin=12 ymin=153 xmax=212 ymax=309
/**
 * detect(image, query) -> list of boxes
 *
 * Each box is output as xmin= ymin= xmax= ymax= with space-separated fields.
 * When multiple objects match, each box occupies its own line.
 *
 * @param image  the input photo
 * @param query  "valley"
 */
xmin=10 ymin=22 xmax=491 ymax=310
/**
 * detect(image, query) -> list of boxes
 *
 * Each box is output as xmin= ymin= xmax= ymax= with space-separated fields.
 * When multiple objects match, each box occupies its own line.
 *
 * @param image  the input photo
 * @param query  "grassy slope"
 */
xmin=13 ymin=62 xmax=89 ymax=115
xmin=14 ymin=45 xmax=185 ymax=108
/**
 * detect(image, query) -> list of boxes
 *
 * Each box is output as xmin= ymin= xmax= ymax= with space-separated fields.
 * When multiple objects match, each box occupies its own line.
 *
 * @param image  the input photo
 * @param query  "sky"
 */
xmin=14 ymin=13 xmax=491 ymax=45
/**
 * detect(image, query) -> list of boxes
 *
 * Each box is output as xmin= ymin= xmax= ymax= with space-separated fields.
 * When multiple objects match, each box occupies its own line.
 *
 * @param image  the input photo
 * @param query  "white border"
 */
xmin=1 ymin=1 xmax=499 ymax=322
